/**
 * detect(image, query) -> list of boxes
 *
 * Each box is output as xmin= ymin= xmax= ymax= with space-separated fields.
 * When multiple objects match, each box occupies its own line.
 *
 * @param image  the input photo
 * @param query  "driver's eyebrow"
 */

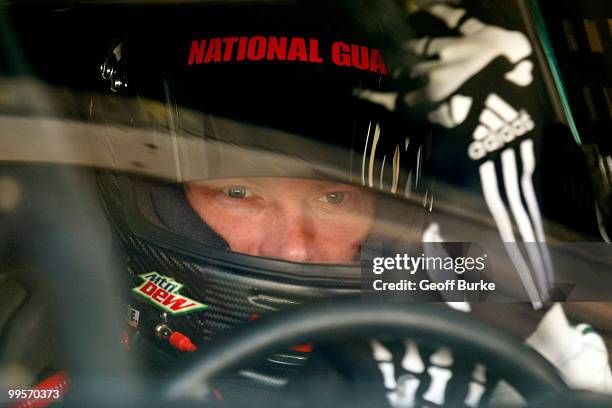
xmin=189 ymin=178 xmax=256 ymax=188
xmin=191 ymin=178 xmax=369 ymax=194
xmin=321 ymin=183 xmax=366 ymax=192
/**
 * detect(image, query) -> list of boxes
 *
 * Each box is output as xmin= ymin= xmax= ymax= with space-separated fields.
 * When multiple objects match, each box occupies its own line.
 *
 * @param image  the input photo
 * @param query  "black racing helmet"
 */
xmin=91 ymin=0 xmax=433 ymax=369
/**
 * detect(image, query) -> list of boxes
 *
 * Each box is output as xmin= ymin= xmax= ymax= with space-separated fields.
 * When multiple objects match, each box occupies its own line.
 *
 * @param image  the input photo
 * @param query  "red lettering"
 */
xmin=188 ymin=37 xmax=385 ymax=74
xmin=351 ymin=44 xmax=369 ymax=70
xmin=162 ymin=295 xmax=197 ymax=312
xmin=236 ymin=37 xmax=248 ymax=60
xmin=331 ymin=41 xmax=351 ymax=66
xmin=222 ymin=37 xmax=239 ymax=61
xmin=247 ymin=36 xmax=266 ymax=61
xmin=188 ymin=40 xmax=206 ymax=65
xmin=267 ymin=36 xmax=287 ymax=61
xmin=308 ymin=39 xmax=323 ymax=63
xmin=204 ymin=38 xmax=222 ymax=63
xmin=369 ymin=48 xmax=387 ymax=75
xmin=152 ymin=288 xmax=169 ymax=303
xmin=139 ymin=281 xmax=157 ymax=296
xmin=287 ymin=38 xmax=308 ymax=62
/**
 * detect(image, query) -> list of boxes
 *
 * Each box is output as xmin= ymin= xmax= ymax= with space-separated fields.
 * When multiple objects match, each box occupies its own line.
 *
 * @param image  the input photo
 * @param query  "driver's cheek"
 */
xmin=211 ymin=211 xmax=275 ymax=258
xmin=186 ymin=196 xmax=270 ymax=257
xmin=314 ymin=218 xmax=371 ymax=263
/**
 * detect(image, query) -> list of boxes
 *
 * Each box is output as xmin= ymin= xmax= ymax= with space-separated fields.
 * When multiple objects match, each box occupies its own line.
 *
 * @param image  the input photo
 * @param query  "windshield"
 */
xmin=1 ymin=1 xmax=612 ymax=407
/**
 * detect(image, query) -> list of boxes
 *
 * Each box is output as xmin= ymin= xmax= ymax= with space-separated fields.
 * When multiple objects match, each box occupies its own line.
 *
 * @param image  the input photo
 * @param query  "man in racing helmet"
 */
xmin=91 ymin=0 xmax=612 ymax=406
xmin=92 ymin=1 xmax=434 ymax=397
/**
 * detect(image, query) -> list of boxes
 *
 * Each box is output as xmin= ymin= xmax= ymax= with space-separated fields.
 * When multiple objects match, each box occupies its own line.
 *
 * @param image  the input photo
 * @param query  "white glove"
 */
xmin=527 ymin=304 xmax=612 ymax=394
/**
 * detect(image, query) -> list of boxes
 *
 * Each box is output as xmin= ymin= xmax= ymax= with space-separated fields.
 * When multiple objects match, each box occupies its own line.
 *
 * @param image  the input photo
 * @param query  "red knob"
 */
xmin=169 ymin=331 xmax=197 ymax=352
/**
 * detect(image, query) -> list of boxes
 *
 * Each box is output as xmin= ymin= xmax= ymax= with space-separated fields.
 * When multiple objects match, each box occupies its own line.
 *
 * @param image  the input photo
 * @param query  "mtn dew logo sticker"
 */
xmin=132 ymin=272 xmax=208 ymax=315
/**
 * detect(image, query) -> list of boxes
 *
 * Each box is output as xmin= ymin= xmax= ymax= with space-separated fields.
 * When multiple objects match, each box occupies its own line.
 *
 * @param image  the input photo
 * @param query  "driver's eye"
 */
xmin=324 ymin=192 xmax=345 ymax=204
xmin=223 ymin=186 xmax=251 ymax=199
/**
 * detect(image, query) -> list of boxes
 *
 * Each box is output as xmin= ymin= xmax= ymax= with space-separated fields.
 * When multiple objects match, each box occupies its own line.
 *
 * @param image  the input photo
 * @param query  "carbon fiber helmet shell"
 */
xmin=92 ymin=1 xmax=433 ymax=368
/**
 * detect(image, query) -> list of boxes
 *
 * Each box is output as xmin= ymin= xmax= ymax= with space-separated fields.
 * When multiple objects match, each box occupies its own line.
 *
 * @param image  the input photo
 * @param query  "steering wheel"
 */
xmin=165 ymin=299 xmax=568 ymax=405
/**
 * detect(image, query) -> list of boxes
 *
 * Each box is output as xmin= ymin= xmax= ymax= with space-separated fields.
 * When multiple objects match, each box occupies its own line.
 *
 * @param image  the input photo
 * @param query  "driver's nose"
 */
xmin=258 ymin=209 xmax=313 ymax=262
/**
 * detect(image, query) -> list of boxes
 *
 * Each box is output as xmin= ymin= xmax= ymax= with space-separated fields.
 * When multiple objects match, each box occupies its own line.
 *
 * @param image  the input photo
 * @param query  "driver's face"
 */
xmin=185 ymin=178 xmax=376 ymax=263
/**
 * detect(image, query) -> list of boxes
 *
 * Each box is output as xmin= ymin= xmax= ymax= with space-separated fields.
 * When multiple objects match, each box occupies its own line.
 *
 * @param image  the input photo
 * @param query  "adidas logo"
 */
xmin=468 ymin=93 xmax=534 ymax=160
